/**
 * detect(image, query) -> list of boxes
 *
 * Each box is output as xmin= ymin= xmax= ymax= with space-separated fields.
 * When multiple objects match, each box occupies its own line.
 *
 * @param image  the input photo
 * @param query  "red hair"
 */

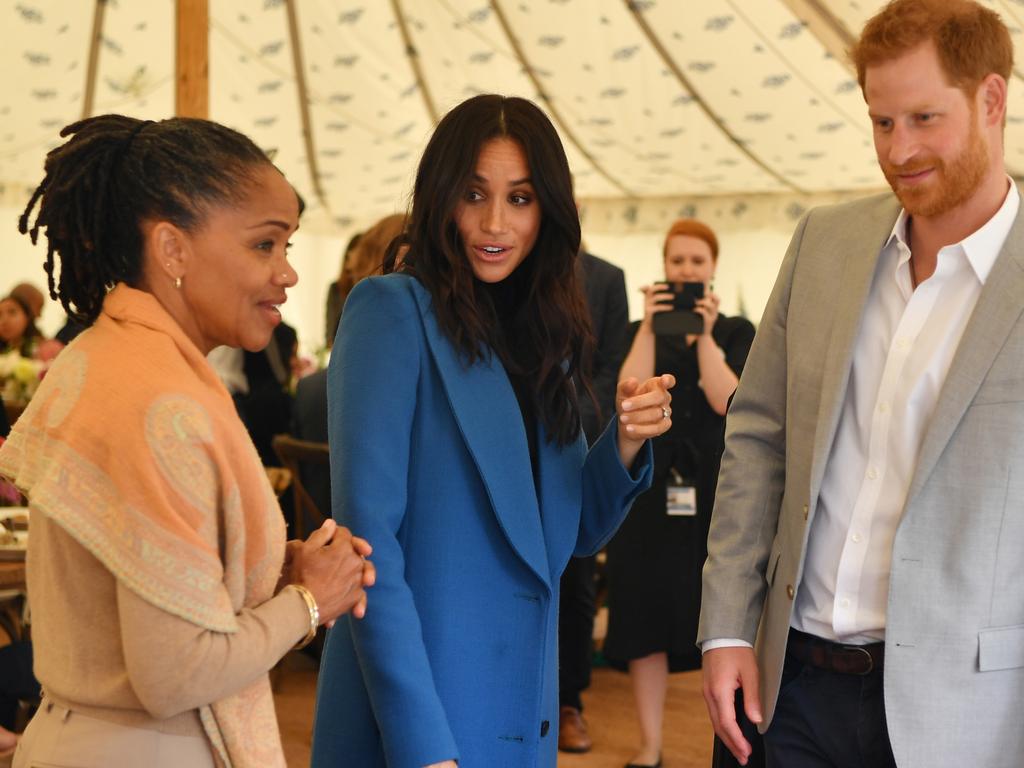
xmin=663 ymin=219 xmax=719 ymax=262
xmin=850 ymin=0 xmax=1012 ymax=95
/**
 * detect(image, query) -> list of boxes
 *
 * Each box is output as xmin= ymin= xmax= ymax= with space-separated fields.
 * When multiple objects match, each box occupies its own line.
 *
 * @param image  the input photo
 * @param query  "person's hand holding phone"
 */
xmin=639 ymin=282 xmax=676 ymax=330
xmin=693 ymin=287 xmax=722 ymax=337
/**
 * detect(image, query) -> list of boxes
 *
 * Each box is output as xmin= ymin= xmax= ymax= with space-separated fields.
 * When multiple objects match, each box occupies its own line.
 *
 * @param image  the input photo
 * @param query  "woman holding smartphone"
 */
xmin=604 ymin=219 xmax=755 ymax=768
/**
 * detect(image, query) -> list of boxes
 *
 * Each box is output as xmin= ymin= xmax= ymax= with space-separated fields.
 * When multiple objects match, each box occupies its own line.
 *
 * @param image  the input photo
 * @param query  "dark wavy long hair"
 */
xmin=385 ymin=94 xmax=594 ymax=447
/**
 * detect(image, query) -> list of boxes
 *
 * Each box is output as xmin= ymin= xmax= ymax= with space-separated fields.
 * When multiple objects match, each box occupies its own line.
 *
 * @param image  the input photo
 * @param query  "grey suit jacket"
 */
xmin=699 ymin=190 xmax=1024 ymax=768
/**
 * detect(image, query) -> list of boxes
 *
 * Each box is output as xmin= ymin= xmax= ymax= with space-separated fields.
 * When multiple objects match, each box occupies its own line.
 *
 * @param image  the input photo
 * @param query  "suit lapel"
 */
xmin=410 ymin=284 xmax=552 ymax=591
xmin=906 ymin=213 xmax=1024 ymax=505
xmin=809 ymin=197 xmax=902 ymax=504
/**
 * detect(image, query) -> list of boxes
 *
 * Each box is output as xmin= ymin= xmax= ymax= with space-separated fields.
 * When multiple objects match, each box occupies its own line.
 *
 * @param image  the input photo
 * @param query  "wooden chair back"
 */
xmin=271 ymin=434 xmax=330 ymax=540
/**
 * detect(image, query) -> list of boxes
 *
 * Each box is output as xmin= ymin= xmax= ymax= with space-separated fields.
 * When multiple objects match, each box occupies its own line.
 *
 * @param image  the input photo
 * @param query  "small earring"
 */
xmin=174 ymin=276 xmax=182 ymax=290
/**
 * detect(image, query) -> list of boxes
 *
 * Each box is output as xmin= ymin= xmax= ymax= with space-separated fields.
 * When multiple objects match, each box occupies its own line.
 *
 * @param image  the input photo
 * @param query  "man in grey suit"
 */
xmin=699 ymin=2 xmax=1023 ymax=767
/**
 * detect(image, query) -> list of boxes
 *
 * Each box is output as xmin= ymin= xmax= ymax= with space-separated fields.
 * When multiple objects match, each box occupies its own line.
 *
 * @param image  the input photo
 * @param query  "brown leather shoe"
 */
xmin=558 ymin=705 xmax=592 ymax=753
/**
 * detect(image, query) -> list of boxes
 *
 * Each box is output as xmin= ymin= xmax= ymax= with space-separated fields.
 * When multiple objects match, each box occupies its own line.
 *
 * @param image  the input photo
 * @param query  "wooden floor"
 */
xmin=274 ymin=654 xmax=715 ymax=767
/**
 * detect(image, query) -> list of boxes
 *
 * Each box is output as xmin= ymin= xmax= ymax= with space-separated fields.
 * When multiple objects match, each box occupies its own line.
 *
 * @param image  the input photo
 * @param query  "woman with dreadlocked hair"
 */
xmin=310 ymin=94 xmax=675 ymax=768
xmin=0 ymin=115 xmax=375 ymax=768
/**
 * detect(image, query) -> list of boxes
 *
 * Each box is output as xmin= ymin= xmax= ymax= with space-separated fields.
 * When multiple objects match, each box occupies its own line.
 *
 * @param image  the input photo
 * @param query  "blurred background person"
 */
xmin=557 ymin=248 xmax=629 ymax=754
xmin=237 ymin=320 xmax=299 ymax=467
xmin=0 ymin=296 xmax=41 ymax=359
xmin=0 ymin=641 xmax=38 ymax=756
xmin=293 ymin=212 xmax=407 ymax=528
xmin=324 ymin=213 xmax=406 ymax=350
xmin=8 ymin=286 xmax=43 ymax=330
xmin=1 ymin=284 xmax=63 ymax=365
xmin=2 ymin=114 xmax=374 ymax=768
xmin=604 ymin=219 xmax=755 ymax=768
xmin=324 ymin=231 xmax=361 ymax=350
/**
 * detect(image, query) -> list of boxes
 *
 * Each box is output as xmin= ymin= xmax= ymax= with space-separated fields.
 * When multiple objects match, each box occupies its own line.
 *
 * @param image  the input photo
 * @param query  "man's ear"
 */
xmin=979 ymin=73 xmax=1007 ymax=128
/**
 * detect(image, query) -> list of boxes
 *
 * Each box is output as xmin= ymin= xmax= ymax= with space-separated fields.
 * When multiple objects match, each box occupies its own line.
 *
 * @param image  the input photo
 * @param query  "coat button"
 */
xmin=540 ymin=720 xmax=550 ymax=737
xmin=802 ymin=504 xmax=809 ymax=520
xmin=786 ymin=584 xmax=795 ymax=599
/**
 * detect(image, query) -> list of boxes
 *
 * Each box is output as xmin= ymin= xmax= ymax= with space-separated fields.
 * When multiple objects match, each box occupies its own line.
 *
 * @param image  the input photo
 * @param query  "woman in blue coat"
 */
xmin=311 ymin=94 xmax=675 ymax=768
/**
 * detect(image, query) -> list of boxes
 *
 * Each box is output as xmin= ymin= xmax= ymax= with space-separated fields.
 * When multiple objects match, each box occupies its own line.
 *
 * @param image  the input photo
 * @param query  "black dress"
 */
xmin=603 ymin=313 xmax=755 ymax=672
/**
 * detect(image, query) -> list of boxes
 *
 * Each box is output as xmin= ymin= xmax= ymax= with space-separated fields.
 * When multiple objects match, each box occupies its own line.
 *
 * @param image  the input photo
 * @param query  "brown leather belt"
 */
xmin=787 ymin=629 xmax=884 ymax=675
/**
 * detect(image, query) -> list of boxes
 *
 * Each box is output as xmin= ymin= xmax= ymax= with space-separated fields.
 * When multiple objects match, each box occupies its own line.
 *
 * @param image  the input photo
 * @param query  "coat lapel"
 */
xmin=410 ymin=284 xmax=552 ymax=591
xmin=535 ymin=423 xmax=585 ymax=578
xmin=906 ymin=212 xmax=1024 ymax=505
xmin=809 ymin=197 xmax=902 ymax=504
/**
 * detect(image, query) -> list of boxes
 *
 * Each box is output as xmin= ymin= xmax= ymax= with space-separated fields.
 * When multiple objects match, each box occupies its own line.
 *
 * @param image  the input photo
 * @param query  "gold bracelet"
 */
xmin=290 ymin=584 xmax=319 ymax=650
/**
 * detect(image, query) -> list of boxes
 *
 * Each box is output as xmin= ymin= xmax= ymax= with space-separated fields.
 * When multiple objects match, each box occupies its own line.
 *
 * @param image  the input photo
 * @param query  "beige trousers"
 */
xmin=14 ymin=698 xmax=217 ymax=768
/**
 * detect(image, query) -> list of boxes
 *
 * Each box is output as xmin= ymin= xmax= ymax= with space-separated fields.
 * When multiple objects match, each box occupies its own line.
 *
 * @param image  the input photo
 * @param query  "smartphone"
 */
xmin=653 ymin=282 xmax=704 ymax=335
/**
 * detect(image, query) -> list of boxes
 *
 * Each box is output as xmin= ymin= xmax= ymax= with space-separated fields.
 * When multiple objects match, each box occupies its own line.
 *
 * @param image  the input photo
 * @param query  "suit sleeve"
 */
xmin=327 ymin=278 xmax=459 ymax=766
xmin=580 ymin=265 xmax=630 ymax=444
xmin=574 ymin=419 xmax=654 ymax=556
xmin=697 ymin=213 xmax=810 ymax=645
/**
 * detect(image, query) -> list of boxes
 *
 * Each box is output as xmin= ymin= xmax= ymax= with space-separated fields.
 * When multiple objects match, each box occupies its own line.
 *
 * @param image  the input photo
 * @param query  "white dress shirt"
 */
xmin=704 ymin=180 xmax=1019 ymax=652
xmin=795 ymin=180 xmax=1019 ymax=643
xmin=207 ymin=345 xmax=249 ymax=396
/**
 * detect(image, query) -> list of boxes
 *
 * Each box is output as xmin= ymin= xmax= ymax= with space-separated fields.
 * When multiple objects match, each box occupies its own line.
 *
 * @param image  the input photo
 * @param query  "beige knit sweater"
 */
xmin=29 ymin=507 xmax=309 ymax=738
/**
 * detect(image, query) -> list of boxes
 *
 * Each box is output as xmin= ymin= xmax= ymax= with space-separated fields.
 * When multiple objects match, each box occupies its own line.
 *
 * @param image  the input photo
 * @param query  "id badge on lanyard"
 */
xmin=666 ymin=467 xmax=697 ymax=516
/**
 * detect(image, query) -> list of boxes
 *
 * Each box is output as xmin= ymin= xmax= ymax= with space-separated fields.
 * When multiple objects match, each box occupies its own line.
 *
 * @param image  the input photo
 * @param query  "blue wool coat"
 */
xmin=310 ymin=274 xmax=652 ymax=768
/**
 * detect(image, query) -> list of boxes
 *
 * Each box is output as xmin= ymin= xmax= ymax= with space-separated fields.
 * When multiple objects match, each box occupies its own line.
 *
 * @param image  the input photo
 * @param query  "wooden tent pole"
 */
xmin=80 ymin=0 xmax=107 ymax=120
xmin=176 ymin=0 xmax=209 ymax=118
xmin=778 ymin=0 xmax=855 ymax=76
xmin=284 ymin=0 xmax=328 ymax=209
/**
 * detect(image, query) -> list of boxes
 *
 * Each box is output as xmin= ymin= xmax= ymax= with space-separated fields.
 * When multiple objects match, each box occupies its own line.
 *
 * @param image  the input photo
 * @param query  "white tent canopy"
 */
xmin=3 ymin=0 xmax=1022 ymax=351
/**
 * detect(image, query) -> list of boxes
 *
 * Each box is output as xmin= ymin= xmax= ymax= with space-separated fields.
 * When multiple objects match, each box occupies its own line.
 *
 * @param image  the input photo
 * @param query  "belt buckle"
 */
xmin=840 ymin=644 xmax=874 ymax=675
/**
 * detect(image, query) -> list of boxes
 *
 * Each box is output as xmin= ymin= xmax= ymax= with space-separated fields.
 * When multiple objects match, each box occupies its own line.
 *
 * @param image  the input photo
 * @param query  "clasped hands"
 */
xmin=280 ymin=519 xmax=376 ymax=626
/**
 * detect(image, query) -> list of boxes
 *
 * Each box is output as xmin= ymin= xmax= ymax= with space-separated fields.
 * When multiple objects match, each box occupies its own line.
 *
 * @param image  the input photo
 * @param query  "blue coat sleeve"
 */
xmin=327 ymin=277 xmax=459 ymax=767
xmin=575 ymin=416 xmax=654 ymax=556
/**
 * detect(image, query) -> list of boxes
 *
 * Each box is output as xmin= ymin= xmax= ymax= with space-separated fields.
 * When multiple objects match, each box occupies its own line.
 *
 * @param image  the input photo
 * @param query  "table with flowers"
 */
xmin=0 ymin=349 xmax=47 ymax=419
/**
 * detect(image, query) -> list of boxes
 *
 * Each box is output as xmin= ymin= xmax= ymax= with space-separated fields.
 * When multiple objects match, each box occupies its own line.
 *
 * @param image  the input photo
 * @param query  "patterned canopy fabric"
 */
xmin=5 ymin=0 xmax=1024 ymax=236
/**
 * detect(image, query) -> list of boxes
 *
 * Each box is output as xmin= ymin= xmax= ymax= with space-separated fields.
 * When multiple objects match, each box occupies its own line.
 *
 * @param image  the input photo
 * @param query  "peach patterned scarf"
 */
xmin=0 ymin=284 xmax=287 ymax=768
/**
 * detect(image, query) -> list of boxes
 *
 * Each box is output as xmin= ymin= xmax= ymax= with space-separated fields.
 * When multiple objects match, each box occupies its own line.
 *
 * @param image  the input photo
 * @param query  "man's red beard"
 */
xmin=881 ymin=119 xmax=989 ymax=218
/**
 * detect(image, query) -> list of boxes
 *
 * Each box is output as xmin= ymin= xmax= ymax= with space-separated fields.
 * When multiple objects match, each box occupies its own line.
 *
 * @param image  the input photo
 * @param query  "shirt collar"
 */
xmin=884 ymin=177 xmax=1019 ymax=285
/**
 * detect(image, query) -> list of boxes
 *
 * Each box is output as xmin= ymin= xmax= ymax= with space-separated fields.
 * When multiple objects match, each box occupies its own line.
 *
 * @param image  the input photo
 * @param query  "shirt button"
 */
xmin=897 ymin=338 xmax=910 ymax=350
xmin=802 ymin=504 xmax=809 ymax=520
xmin=878 ymin=402 xmax=889 ymax=413
xmin=841 ymin=598 xmax=851 ymax=608
xmin=867 ymin=467 xmax=879 ymax=480
xmin=852 ymin=533 xmax=862 ymax=543
xmin=786 ymin=585 xmax=795 ymax=599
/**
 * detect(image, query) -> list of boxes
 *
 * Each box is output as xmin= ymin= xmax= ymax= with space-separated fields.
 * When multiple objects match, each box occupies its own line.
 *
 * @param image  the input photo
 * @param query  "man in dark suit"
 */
xmin=236 ymin=321 xmax=297 ymax=467
xmin=292 ymin=367 xmax=331 ymax=530
xmin=558 ymin=251 xmax=630 ymax=753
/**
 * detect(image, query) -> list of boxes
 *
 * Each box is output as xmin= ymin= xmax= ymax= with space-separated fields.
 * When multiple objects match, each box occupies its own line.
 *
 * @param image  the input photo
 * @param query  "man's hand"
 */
xmin=702 ymin=646 xmax=763 ymax=765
